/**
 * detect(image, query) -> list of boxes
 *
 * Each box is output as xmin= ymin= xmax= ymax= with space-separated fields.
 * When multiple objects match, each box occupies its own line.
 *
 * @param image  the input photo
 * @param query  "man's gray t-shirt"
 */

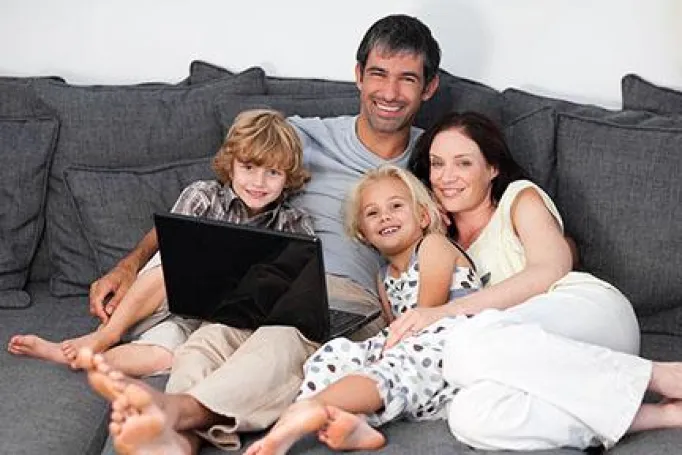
xmin=288 ymin=115 xmax=422 ymax=295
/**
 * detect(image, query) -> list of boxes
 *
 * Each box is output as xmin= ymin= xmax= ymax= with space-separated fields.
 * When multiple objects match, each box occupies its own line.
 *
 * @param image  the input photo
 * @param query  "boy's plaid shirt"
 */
xmin=170 ymin=180 xmax=315 ymax=236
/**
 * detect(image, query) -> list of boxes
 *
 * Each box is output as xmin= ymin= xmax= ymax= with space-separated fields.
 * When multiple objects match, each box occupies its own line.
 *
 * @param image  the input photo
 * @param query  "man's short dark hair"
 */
xmin=356 ymin=14 xmax=441 ymax=86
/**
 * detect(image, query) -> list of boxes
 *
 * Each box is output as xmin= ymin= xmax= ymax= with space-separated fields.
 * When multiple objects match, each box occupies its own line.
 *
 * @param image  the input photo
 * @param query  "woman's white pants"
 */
xmin=443 ymin=282 xmax=651 ymax=450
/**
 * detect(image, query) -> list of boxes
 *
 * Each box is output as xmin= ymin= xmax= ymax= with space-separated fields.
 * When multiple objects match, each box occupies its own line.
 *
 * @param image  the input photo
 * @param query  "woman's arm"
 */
xmin=444 ymin=188 xmax=573 ymax=316
xmin=414 ymin=233 xmax=459 ymax=308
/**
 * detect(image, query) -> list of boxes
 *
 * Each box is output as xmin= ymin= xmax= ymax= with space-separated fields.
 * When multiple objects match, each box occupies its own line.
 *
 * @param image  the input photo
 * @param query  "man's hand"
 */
xmin=89 ymin=264 xmax=136 ymax=323
xmin=384 ymin=306 xmax=448 ymax=350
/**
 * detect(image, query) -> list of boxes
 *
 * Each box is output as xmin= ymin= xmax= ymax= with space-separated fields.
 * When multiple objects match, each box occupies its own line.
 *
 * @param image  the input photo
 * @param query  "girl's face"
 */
xmin=428 ymin=128 xmax=498 ymax=214
xmin=231 ymin=159 xmax=287 ymax=216
xmin=358 ymin=177 xmax=428 ymax=256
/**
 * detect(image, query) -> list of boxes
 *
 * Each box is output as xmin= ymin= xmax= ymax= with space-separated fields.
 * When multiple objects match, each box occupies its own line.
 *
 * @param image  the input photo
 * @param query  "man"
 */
xmin=88 ymin=14 xmax=441 ymax=454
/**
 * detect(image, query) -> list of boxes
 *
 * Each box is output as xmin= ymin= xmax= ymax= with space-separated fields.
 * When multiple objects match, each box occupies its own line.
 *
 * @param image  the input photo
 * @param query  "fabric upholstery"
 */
xmin=33 ymin=68 xmax=266 ymax=296
xmin=416 ymin=70 xmax=503 ymax=130
xmin=64 ymin=158 xmax=213 ymax=277
xmin=215 ymin=94 xmax=360 ymax=129
xmin=0 ymin=118 xmax=58 ymax=308
xmin=554 ymin=113 xmax=682 ymax=320
xmin=621 ymin=73 xmax=682 ymax=115
xmin=188 ymin=60 xmax=357 ymax=95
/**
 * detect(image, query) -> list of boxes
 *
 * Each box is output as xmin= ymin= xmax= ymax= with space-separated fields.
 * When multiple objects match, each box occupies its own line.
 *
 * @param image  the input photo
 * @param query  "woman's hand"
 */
xmin=384 ymin=305 xmax=450 ymax=350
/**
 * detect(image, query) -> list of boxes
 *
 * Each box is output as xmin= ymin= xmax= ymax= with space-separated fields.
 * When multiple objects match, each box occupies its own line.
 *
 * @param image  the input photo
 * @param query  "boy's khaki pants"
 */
xmin=164 ymin=274 xmax=384 ymax=451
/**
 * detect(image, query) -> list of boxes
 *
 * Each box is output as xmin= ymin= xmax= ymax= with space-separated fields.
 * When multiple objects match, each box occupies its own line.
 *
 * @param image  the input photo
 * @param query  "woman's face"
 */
xmin=428 ymin=128 xmax=498 ymax=214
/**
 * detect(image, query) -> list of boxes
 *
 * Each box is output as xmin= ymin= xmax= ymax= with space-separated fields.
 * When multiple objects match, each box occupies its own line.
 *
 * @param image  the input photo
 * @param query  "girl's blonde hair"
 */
xmin=213 ymin=109 xmax=310 ymax=191
xmin=344 ymin=164 xmax=444 ymax=245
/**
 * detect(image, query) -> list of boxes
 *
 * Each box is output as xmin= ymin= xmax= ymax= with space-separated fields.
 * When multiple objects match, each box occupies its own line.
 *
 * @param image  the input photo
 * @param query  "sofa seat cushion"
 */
xmin=621 ymin=74 xmax=682 ymax=115
xmin=554 ymin=113 xmax=682 ymax=321
xmin=0 ymin=282 xmax=108 ymax=454
xmin=65 ymin=158 xmax=213 ymax=276
xmin=0 ymin=117 xmax=58 ymax=308
xmin=33 ymin=68 xmax=266 ymax=297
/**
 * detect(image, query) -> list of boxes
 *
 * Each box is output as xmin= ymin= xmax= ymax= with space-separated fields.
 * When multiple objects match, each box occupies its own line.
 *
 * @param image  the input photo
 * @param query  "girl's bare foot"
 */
xmin=110 ymin=383 xmax=191 ymax=455
xmin=318 ymin=406 xmax=385 ymax=451
xmin=244 ymin=400 xmax=329 ymax=455
xmin=7 ymin=334 xmax=69 ymax=364
xmin=74 ymin=348 xmax=128 ymax=400
xmin=61 ymin=330 xmax=118 ymax=366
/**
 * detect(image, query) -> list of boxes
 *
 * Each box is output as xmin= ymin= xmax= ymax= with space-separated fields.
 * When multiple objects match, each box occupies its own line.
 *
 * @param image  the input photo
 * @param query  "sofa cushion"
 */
xmin=33 ymin=68 xmax=266 ymax=297
xmin=0 ymin=76 xmax=63 ymax=117
xmin=502 ymin=106 xmax=557 ymax=196
xmin=415 ymin=70 xmax=503 ymax=131
xmin=621 ymin=73 xmax=682 ymax=115
xmin=188 ymin=60 xmax=357 ymax=95
xmin=0 ymin=117 xmax=58 ymax=308
xmin=64 ymin=158 xmax=213 ymax=276
xmin=215 ymin=94 xmax=360 ymax=129
xmin=500 ymin=88 xmax=658 ymax=197
xmin=554 ymin=113 xmax=682 ymax=320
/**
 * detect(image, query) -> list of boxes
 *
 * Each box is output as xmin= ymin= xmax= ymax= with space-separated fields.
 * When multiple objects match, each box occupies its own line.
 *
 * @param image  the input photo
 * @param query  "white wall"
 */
xmin=1 ymin=0 xmax=680 ymax=108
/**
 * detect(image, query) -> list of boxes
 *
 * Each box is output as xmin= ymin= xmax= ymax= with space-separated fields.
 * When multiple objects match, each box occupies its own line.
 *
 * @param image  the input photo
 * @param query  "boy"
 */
xmin=8 ymin=109 xmax=314 ymax=377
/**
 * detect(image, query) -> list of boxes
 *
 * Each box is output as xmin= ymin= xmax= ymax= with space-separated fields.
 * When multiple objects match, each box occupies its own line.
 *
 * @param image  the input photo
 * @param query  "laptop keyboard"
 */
xmin=329 ymin=308 xmax=364 ymax=334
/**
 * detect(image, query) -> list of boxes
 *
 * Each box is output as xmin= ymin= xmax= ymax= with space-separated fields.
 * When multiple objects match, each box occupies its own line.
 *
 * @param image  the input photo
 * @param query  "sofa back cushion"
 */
xmin=34 ymin=68 xmax=267 ymax=296
xmin=0 ymin=117 xmax=58 ymax=308
xmin=416 ymin=70 xmax=503 ymax=131
xmin=554 ymin=113 xmax=682 ymax=319
xmin=621 ymin=74 xmax=682 ymax=115
xmin=215 ymin=94 xmax=361 ymax=129
xmin=64 ymin=158 xmax=213 ymax=276
xmin=188 ymin=60 xmax=357 ymax=96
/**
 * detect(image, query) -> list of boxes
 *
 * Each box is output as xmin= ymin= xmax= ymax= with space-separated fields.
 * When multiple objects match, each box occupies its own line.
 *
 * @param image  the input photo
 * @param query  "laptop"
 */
xmin=154 ymin=212 xmax=380 ymax=343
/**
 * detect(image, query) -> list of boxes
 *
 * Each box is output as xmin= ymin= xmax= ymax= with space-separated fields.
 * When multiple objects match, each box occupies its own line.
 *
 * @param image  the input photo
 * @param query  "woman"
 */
xmin=380 ymin=111 xmax=682 ymax=451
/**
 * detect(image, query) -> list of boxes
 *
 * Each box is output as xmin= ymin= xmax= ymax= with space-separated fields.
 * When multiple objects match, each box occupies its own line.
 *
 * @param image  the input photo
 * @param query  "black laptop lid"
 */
xmin=155 ymin=212 xmax=330 ymax=343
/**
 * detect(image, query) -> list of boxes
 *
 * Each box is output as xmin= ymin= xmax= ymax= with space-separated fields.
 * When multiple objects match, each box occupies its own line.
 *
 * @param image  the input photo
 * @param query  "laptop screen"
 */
xmin=155 ymin=212 xmax=330 ymax=343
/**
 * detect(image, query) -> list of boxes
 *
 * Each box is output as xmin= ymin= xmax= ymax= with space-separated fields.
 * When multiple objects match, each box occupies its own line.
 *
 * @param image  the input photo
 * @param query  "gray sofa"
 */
xmin=1 ymin=62 xmax=681 ymax=455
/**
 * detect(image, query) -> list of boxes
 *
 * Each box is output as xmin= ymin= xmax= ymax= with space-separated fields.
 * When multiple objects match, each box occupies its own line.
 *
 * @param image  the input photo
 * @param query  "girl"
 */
xmin=245 ymin=164 xmax=482 ymax=455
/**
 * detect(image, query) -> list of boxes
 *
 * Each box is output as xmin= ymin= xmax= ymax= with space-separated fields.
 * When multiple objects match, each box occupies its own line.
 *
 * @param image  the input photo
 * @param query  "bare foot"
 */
xmin=318 ymin=406 xmax=385 ymax=451
xmin=244 ymin=400 xmax=329 ymax=455
xmin=75 ymin=348 xmax=128 ymax=401
xmin=7 ymin=334 xmax=69 ymax=364
xmin=650 ymin=362 xmax=682 ymax=399
xmin=61 ymin=329 xmax=118 ymax=366
xmin=110 ymin=383 xmax=191 ymax=455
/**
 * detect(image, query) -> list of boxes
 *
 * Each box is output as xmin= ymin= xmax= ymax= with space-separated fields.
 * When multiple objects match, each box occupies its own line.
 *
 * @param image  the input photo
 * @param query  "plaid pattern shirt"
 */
xmin=170 ymin=180 xmax=315 ymax=236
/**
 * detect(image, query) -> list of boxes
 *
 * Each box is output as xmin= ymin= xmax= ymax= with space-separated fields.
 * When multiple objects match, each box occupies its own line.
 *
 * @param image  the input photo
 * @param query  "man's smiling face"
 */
xmin=355 ymin=48 xmax=436 ymax=136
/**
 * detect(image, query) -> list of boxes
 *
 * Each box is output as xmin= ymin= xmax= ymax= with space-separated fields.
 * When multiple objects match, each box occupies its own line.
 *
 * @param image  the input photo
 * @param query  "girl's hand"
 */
xmin=384 ymin=306 xmax=448 ymax=350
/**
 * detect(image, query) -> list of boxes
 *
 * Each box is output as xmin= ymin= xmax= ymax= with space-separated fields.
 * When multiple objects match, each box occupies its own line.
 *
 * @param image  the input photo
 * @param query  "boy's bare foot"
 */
xmin=110 ymin=383 xmax=191 ymax=455
xmin=318 ymin=406 xmax=385 ymax=451
xmin=61 ymin=330 xmax=118 ymax=366
xmin=244 ymin=400 xmax=329 ymax=455
xmin=7 ymin=334 xmax=69 ymax=364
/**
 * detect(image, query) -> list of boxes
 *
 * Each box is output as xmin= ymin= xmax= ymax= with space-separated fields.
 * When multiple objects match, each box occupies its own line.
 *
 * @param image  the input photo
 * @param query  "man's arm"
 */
xmin=89 ymin=228 xmax=159 ymax=322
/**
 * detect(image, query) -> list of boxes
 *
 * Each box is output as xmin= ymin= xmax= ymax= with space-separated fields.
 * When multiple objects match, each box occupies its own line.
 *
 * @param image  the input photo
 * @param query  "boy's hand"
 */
xmin=89 ymin=264 xmax=136 ymax=323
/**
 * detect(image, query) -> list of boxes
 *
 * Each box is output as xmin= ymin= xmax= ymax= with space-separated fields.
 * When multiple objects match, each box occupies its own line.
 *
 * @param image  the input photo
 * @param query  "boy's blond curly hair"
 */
xmin=213 ymin=109 xmax=310 ymax=191
xmin=344 ymin=164 xmax=444 ymax=245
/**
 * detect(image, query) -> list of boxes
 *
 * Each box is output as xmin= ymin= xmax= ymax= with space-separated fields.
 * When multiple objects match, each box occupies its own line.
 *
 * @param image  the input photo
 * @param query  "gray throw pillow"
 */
xmin=0 ymin=117 xmax=58 ymax=308
xmin=555 ymin=113 xmax=682 ymax=319
xmin=64 ymin=158 xmax=213 ymax=276
xmin=34 ymin=68 xmax=267 ymax=296
xmin=621 ymin=73 xmax=682 ymax=115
